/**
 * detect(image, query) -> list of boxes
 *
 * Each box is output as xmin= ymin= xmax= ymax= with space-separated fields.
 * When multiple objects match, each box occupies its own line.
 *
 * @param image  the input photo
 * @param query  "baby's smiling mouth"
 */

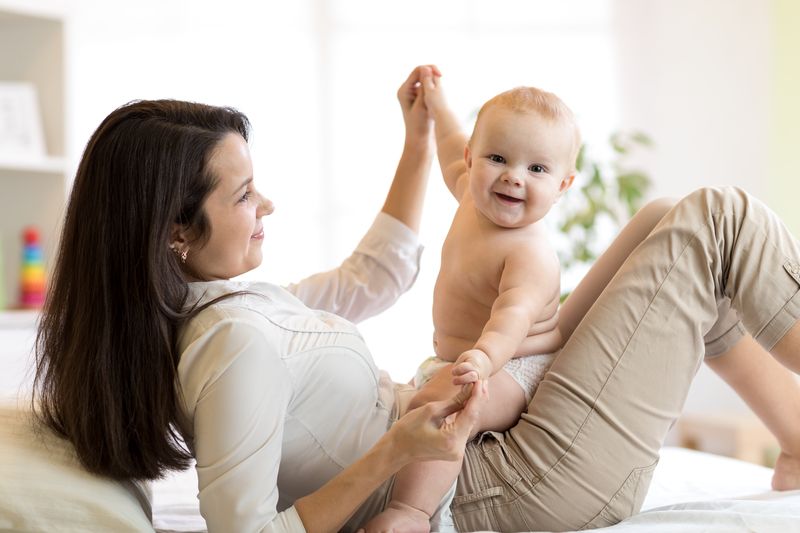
xmin=495 ymin=192 xmax=523 ymax=203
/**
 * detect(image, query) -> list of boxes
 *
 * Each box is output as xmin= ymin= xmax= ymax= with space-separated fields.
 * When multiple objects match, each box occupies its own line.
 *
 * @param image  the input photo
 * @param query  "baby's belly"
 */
xmin=433 ymin=324 xmax=564 ymax=361
xmin=433 ymin=332 xmax=475 ymax=361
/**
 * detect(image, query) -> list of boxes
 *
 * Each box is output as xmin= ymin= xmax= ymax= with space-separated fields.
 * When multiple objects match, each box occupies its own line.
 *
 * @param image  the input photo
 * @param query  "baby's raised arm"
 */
xmin=452 ymin=246 xmax=561 ymax=385
xmin=421 ymin=70 xmax=469 ymax=200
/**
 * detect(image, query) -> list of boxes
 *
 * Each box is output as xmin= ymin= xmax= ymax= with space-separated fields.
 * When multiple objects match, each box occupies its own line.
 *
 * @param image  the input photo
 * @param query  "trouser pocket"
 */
xmin=582 ymin=458 xmax=659 ymax=529
xmin=452 ymin=433 xmax=539 ymax=531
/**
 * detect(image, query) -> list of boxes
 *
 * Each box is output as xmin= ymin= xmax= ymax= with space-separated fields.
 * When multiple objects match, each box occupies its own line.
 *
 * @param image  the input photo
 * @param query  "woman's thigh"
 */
xmin=452 ymin=187 xmax=800 ymax=531
xmin=559 ymin=197 xmax=676 ymax=342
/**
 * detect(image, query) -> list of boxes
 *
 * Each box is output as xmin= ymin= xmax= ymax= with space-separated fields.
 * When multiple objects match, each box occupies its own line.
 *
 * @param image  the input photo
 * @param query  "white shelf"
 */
xmin=0 ymin=3 xmax=67 ymax=309
xmin=0 ymin=156 xmax=66 ymax=174
xmin=0 ymin=310 xmax=39 ymax=330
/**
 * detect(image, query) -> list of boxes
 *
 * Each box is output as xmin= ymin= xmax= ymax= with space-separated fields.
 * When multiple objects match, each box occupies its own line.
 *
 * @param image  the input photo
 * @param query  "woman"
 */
xmin=34 ymin=65 xmax=800 ymax=532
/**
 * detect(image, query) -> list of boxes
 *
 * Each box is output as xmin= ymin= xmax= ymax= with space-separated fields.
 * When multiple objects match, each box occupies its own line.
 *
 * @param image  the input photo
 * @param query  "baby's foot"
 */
xmin=360 ymin=500 xmax=430 ymax=533
xmin=772 ymin=451 xmax=800 ymax=491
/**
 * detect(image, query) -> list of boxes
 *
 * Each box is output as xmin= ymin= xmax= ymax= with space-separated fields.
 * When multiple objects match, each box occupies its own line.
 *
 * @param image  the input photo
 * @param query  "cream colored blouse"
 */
xmin=176 ymin=213 xmax=428 ymax=532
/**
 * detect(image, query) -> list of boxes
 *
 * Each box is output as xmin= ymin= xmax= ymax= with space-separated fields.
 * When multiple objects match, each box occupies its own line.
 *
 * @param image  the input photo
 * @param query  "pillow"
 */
xmin=0 ymin=403 xmax=153 ymax=532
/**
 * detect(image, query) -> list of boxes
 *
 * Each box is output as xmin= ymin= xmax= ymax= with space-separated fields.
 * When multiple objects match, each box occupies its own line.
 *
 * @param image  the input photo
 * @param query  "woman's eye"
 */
xmin=238 ymin=191 xmax=252 ymax=203
xmin=529 ymin=164 xmax=545 ymax=173
xmin=488 ymin=154 xmax=505 ymax=164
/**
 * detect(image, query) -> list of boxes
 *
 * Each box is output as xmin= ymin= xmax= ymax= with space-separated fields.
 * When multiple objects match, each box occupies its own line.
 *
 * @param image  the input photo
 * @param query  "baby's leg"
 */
xmin=706 ymin=333 xmax=800 ymax=489
xmin=362 ymin=367 xmax=526 ymax=532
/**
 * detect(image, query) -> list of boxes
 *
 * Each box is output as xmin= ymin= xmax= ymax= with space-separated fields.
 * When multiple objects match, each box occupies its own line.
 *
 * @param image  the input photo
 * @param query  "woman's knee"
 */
xmin=679 ymin=186 xmax=749 ymax=215
xmin=639 ymin=197 xmax=678 ymax=224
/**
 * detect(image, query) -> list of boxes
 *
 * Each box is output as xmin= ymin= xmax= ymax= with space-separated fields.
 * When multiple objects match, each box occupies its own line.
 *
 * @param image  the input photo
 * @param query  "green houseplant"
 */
xmin=556 ymin=131 xmax=654 ymax=298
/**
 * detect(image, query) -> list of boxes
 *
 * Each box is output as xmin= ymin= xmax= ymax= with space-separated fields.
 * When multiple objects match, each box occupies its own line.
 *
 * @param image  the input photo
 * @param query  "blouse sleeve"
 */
xmin=180 ymin=319 xmax=304 ymax=533
xmin=286 ymin=212 xmax=423 ymax=323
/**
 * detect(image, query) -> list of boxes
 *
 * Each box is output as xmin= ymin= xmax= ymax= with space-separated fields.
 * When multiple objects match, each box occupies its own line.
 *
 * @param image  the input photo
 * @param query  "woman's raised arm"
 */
xmin=287 ymin=66 xmax=438 ymax=321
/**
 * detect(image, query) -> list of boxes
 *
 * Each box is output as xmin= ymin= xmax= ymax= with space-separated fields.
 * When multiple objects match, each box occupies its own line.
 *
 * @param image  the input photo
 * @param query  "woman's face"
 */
xmin=183 ymin=132 xmax=274 ymax=280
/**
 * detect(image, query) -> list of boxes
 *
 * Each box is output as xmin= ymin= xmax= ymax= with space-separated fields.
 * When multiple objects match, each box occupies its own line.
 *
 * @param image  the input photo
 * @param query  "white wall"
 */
xmin=611 ymin=0 xmax=771 ymax=200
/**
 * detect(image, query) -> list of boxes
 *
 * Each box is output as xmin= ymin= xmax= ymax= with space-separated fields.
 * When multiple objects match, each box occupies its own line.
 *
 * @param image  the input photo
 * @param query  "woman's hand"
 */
xmin=388 ymin=379 xmax=487 ymax=464
xmin=397 ymin=64 xmax=440 ymax=142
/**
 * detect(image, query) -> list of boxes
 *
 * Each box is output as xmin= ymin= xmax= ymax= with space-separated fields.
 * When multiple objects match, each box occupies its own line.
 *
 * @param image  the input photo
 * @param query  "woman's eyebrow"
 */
xmin=232 ymin=177 xmax=253 ymax=197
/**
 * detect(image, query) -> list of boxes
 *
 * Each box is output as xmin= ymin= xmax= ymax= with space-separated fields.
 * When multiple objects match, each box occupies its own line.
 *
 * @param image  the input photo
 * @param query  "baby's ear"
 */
xmin=559 ymin=174 xmax=575 ymax=195
xmin=464 ymin=144 xmax=473 ymax=169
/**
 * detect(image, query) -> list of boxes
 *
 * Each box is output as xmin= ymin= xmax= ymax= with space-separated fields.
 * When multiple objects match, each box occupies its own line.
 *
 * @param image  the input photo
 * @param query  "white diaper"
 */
xmin=413 ymin=353 xmax=556 ymax=403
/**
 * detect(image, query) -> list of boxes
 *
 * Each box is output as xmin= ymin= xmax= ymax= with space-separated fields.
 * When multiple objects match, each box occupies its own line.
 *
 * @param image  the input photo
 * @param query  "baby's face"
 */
xmin=467 ymin=106 xmax=575 ymax=229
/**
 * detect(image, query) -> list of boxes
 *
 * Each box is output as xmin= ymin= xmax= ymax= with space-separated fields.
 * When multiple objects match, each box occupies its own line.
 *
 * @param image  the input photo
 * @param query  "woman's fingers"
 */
xmin=390 ymin=377 xmax=487 ymax=464
xmin=429 ymin=383 xmax=473 ymax=419
xmin=460 ymin=380 xmax=488 ymax=426
xmin=445 ymin=381 xmax=488 ymax=444
xmin=436 ymin=382 xmax=485 ymax=425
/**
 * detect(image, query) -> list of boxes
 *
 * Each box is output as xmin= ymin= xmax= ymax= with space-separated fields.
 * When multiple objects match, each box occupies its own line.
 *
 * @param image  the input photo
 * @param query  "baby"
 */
xmin=363 ymin=71 xmax=580 ymax=532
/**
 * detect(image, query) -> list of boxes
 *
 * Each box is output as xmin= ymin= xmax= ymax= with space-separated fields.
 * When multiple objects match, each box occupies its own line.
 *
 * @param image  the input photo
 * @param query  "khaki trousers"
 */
xmin=452 ymin=187 xmax=800 ymax=531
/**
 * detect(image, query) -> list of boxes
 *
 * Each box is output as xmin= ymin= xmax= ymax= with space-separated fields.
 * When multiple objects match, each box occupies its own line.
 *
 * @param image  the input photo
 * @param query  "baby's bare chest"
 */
xmin=439 ymin=234 xmax=504 ymax=300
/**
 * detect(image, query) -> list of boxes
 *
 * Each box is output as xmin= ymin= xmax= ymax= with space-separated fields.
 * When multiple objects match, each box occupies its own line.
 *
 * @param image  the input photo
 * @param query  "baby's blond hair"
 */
xmin=472 ymin=86 xmax=581 ymax=171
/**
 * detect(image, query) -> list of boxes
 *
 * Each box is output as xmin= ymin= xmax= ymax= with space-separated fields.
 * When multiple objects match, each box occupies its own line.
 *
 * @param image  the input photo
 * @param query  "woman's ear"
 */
xmin=169 ymin=224 xmax=192 ymax=255
xmin=169 ymin=224 xmax=193 ymax=265
xmin=464 ymin=144 xmax=473 ymax=169
xmin=170 ymin=224 xmax=188 ymax=248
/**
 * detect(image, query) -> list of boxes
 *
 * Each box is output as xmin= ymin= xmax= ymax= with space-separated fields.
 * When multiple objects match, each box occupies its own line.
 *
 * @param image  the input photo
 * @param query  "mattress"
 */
xmin=150 ymin=446 xmax=800 ymax=532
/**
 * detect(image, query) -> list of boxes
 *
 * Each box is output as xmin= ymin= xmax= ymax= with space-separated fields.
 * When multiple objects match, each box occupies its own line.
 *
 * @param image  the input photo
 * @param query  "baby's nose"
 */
xmin=502 ymin=172 xmax=523 ymax=186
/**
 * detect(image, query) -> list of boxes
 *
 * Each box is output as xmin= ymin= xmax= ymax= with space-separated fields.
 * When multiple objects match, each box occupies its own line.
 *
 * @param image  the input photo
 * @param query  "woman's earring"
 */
xmin=170 ymin=243 xmax=188 ymax=264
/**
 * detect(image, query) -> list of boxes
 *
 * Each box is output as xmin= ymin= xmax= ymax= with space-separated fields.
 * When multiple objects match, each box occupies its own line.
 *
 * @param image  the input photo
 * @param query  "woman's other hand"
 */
xmin=388 ymin=379 xmax=487 ymax=464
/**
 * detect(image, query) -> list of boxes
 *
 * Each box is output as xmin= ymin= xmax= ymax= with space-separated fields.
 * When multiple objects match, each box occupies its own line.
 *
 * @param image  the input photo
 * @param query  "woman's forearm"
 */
xmin=294 ymin=433 xmax=408 ymax=533
xmin=380 ymin=137 xmax=434 ymax=234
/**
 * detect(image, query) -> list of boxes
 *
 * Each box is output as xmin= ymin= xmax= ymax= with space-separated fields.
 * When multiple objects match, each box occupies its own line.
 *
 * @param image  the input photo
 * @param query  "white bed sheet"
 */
xmin=150 ymin=446 xmax=800 ymax=532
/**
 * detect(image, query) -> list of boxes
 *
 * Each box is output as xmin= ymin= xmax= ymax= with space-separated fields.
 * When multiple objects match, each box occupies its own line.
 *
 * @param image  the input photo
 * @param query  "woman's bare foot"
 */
xmin=359 ymin=500 xmax=431 ymax=533
xmin=772 ymin=451 xmax=800 ymax=491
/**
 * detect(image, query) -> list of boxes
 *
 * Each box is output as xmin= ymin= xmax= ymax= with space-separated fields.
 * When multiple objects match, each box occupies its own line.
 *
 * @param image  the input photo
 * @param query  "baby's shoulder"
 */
xmin=503 ymin=234 xmax=560 ymax=276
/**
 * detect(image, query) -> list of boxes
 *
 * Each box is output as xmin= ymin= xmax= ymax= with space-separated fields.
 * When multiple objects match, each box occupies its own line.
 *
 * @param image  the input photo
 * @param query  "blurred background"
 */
xmin=1 ymin=0 xmax=798 ymax=460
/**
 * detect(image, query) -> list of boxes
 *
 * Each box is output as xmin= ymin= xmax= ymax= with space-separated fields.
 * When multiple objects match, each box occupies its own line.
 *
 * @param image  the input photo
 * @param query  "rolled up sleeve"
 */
xmin=286 ymin=212 xmax=423 ymax=323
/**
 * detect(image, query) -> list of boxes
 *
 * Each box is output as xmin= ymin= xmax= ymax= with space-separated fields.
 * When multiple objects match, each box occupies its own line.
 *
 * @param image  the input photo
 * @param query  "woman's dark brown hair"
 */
xmin=33 ymin=99 xmax=250 ymax=480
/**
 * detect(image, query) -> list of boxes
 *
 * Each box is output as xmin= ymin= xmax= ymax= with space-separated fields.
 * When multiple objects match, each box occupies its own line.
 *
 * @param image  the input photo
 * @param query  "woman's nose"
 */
xmin=258 ymin=195 xmax=275 ymax=216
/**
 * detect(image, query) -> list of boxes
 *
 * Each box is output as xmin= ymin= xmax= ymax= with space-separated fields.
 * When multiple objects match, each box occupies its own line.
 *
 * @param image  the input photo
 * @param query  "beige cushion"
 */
xmin=0 ymin=403 xmax=153 ymax=532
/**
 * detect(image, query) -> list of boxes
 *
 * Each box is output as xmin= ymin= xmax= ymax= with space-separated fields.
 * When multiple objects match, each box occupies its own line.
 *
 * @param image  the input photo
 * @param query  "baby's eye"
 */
xmin=529 ymin=164 xmax=546 ymax=173
xmin=488 ymin=154 xmax=505 ymax=164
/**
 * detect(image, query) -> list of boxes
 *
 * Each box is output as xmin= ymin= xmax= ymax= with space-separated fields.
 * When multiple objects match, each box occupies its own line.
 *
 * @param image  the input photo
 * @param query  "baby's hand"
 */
xmin=420 ymin=68 xmax=447 ymax=118
xmin=452 ymin=349 xmax=493 ymax=385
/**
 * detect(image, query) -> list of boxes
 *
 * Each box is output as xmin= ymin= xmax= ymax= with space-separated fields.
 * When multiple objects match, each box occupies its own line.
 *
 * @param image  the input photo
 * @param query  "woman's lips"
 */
xmin=251 ymin=228 xmax=264 ymax=240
